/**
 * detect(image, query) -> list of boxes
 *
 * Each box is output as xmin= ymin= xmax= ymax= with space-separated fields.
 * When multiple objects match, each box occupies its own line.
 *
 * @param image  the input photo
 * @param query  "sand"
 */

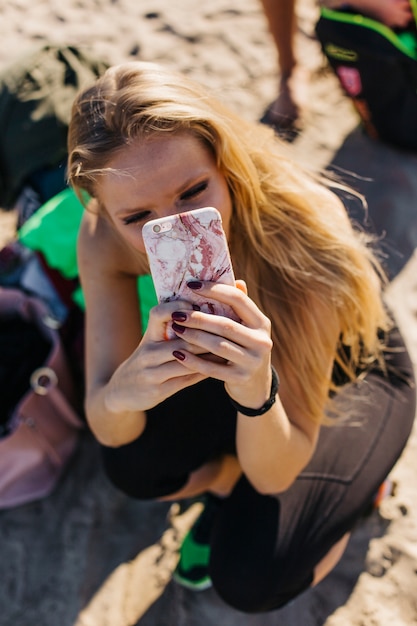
xmin=0 ymin=0 xmax=417 ymax=624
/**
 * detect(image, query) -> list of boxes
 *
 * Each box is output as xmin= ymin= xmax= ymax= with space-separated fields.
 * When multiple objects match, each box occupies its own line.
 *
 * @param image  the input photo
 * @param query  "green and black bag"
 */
xmin=315 ymin=1 xmax=417 ymax=150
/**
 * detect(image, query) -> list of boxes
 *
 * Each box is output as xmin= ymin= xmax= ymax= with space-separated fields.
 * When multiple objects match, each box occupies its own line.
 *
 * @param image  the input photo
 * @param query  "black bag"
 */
xmin=0 ymin=45 xmax=108 ymax=209
xmin=315 ymin=5 xmax=417 ymax=150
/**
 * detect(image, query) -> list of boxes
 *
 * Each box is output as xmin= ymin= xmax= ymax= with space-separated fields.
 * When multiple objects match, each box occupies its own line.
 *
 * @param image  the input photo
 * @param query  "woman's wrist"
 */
xmin=227 ymin=366 xmax=280 ymax=417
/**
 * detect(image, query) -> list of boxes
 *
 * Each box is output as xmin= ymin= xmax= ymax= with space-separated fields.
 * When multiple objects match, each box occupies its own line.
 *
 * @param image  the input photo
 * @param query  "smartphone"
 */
xmin=142 ymin=207 xmax=238 ymax=338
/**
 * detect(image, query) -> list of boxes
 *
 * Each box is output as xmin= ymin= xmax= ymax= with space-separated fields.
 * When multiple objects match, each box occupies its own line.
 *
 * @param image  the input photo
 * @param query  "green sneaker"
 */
xmin=173 ymin=494 xmax=221 ymax=591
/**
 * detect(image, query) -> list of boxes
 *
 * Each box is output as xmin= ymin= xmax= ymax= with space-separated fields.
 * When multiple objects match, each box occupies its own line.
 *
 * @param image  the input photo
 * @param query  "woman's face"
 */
xmin=97 ymin=132 xmax=233 ymax=254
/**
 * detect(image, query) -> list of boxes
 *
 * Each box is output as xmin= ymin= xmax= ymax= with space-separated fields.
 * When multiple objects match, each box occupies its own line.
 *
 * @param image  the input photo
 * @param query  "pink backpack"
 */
xmin=0 ymin=287 xmax=84 ymax=508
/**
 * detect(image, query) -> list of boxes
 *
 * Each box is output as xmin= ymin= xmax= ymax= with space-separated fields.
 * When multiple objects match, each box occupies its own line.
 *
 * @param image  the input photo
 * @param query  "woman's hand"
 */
xmin=104 ymin=299 xmax=211 ymax=416
xmin=168 ymin=280 xmax=274 ymax=411
xmin=338 ymin=0 xmax=414 ymax=29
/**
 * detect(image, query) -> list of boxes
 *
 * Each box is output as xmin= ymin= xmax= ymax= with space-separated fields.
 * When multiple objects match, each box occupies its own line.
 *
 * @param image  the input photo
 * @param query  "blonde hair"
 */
xmin=68 ymin=61 xmax=390 ymax=423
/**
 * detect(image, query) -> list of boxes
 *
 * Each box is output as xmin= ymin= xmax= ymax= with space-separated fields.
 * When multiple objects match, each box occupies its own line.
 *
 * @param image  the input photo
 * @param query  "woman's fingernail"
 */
xmin=187 ymin=280 xmax=203 ymax=290
xmin=172 ymin=311 xmax=187 ymax=322
xmin=192 ymin=304 xmax=201 ymax=311
xmin=173 ymin=350 xmax=186 ymax=361
xmin=172 ymin=322 xmax=185 ymax=334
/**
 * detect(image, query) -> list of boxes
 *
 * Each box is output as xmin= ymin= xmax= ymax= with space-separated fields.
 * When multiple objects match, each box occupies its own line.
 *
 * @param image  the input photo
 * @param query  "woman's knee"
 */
xmin=100 ymin=444 xmax=187 ymax=500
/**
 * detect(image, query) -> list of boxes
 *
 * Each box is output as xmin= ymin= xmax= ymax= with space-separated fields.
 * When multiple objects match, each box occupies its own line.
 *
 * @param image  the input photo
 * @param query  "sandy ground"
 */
xmin=1 ymin=0 xmax=417 ymax=624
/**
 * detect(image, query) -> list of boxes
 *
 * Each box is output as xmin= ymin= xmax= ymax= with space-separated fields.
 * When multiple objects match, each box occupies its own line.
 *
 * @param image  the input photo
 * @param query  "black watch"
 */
xmin=228 ymin=366 xmax=280 ymax=417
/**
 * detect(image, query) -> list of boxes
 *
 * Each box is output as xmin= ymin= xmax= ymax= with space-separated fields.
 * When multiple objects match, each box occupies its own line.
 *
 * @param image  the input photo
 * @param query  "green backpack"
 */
xmin=316 ymin=1 xmax=417 ymax=150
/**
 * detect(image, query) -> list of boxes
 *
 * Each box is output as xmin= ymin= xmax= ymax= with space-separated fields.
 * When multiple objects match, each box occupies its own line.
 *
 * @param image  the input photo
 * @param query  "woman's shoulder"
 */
xmin=78 ymin=201 xmax=144 ymax=278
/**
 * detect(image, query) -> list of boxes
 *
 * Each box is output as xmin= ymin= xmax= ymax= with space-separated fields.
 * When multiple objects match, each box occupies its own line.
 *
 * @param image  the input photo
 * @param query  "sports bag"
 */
xmin=0 ymin=287 xmax=84 ymax=508
xmin=315 ymin=2 xmax=417 ymax=150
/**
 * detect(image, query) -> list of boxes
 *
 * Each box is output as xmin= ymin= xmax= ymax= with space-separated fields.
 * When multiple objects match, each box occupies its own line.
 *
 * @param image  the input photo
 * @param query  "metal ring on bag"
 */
xmin=30 ymin=367 xmax=58 ymax=395
xmin=42 ymin=314 xmax=62 ymax=330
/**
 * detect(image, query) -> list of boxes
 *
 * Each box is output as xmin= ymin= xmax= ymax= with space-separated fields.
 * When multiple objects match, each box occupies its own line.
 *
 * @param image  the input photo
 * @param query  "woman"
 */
xmin=67 ymin=61 xmax=415 ymax=612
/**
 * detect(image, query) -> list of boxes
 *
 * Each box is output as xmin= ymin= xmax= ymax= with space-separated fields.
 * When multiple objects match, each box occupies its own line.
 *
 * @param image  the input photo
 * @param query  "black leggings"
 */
xmin=101 ymin=326 xmax=415 ymax=612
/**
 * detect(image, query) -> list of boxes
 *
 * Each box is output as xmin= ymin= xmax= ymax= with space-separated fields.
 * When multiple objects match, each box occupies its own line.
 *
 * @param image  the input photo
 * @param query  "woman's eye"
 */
xmin=122 ymin=211 xmax=151 ymax=226
xmin=180 ymin=181 xmax=208 ymax=200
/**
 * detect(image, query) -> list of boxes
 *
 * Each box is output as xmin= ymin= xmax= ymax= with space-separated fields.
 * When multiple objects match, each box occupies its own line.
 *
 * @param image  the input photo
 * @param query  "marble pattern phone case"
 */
xmin=142 ymin=207 xmax=238 ymax=338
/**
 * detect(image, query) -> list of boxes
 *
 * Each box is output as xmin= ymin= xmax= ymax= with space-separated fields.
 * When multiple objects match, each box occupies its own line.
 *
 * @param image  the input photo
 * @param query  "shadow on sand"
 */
xmin=329 ymin=126 xmax=417 ymax=281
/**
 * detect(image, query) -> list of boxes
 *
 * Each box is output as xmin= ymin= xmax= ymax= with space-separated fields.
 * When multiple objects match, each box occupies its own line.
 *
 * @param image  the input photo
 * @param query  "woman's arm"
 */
xmin=78 ymin=211 xmax=147 ymax=445
xmin=236 ymin=291 xmax=340 ymax=494
xmin=78 ymin=211 xmax=206 ymax=447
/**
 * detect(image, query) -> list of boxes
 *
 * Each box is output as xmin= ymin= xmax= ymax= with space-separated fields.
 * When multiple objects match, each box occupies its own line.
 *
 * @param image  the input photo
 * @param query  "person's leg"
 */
xmin=259 ymin=0 xmax=301 ymax=130
xmin=209 ymin=327 xmax=415 ymax=612
xmin=260 ymin=0 xmax=297 ymax=77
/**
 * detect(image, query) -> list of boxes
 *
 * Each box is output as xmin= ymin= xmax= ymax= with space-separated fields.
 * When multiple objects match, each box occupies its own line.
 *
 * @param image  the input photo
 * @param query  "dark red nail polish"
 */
xmin=192 ymin=304 xmax=201 ymax=311
xmin=172 ymin=322 xmax=185 ymax=334
xmin=187 ymin=280 xmax=202 ymax=290
xmin=172 ymin=311 xmax=187 ymax=322
xmin=173 ymin=350 xmax=185 ymax=361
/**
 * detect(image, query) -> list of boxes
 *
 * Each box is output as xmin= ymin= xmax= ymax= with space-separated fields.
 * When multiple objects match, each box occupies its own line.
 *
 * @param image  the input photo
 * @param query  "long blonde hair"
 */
xmin=68 ymin=61 xmax=390 ymax=422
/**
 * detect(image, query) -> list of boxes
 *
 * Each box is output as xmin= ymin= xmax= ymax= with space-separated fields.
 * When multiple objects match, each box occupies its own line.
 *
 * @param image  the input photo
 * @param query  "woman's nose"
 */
xmin=161 ymin=205 xmax=191 ymax=218
xmin=161 ymin=206 xmax=178 ymax=217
